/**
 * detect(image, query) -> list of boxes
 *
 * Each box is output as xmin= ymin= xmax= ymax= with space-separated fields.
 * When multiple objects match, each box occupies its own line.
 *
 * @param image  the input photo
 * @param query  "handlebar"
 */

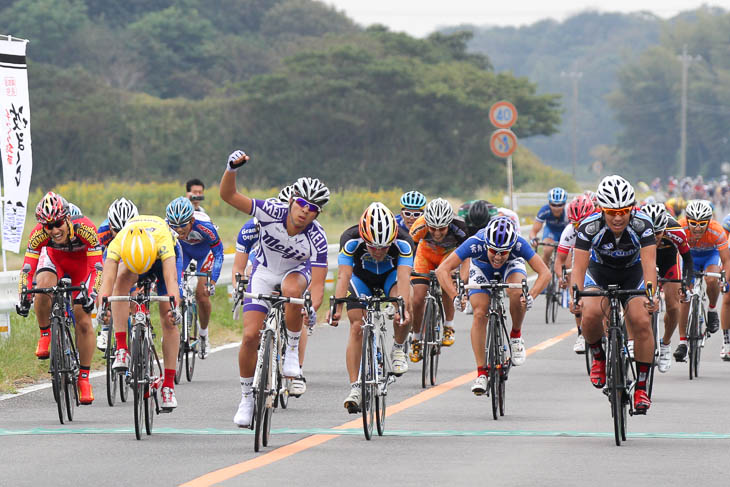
xmin=572 ymin=282 xmax=653 ymax=302
xmin=464 ymin=278 xmax=529 ymax=299
xmin=103 ymin=295 xmax=175 ymax=305
xmin=535 ymin=240 xmax=559 ymax=248
xmin=242 ymin=290 xmax=312 ymax=309
xmin=22 ymin=278 xmax=89 ymax=301
xmin=328 ymin=295 xmax=405 ymax=326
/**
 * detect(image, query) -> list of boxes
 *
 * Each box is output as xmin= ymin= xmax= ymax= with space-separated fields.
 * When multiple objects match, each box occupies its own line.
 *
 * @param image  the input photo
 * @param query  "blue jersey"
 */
xmin=338 ymin=225 xmax=414 ymax=276
xmin=178 ymin=218 xmax=224 ymax=282
xmin=394 ymin=214 xmax=409 ymax=232
xmin=236 ymin=219 xmax=259 ymax=255
xmin=536 ymin=204 xmax=569 ymax=232
xmin=455 ymin=230 xmax=536 ymax=272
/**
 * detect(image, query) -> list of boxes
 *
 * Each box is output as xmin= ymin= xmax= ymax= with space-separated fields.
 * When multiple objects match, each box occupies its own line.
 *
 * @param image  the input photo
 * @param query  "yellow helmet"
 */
xmin=119 ymin=225 xmax=157 ymax=274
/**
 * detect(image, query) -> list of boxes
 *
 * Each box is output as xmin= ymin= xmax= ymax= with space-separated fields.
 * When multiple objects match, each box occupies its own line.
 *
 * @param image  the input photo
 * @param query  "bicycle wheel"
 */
xmin=375 ymin=338 xmax=386 ymax=436
xmin=430 ymin=305 xmax=443 ymax=386
xmin=544 ymin=282 xmax=552 ymax=324
xmin=263 ymin=332 xmax=277 ymax=447
xmin=175 ymin=304 xmax=187 ymax=384
xmin=421 ymin=300 xmax=435 ymax=389
xmin=186 ymin=304 xmax=198 ymax=382
xmin=608 ymin=330 xmax=623 ymax=446
xmin=648 ymin=312 xmax=658 ymax=399
xmin=254 ymin=330 xmax=273 ymax=452
xmin=688 ymin=297 xmax=699 ymax=380
xmin=498 ymin=322 xmax=509 ymax=417
xmin=278 ymin=338 xmax=290 ymax=409
xmin=131 ymin=327 xmax=144 ymax=441
xmin=361 ymin=326 xmax=375 ymax=440
xmin=51 ymin=320 xmax=66 ymax=424
xmin=550 ymin=286 xmax=559 ymax=323
xmin=487 ymin=314 xmax=499 ymax=420
xmin=584 ymin=338 xmax=593 ymax=376
xmin=144 ymin=346 xmax=155 ymax=436
xmin=694 ymin=308 xmax=705 ymax=378
xmin=106 ymin=326 xmax=118 ymax=406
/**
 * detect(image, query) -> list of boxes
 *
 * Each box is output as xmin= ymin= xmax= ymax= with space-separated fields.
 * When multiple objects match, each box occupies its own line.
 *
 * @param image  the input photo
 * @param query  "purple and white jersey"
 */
xmin=248 ymin=198 xmax=328 ymax=274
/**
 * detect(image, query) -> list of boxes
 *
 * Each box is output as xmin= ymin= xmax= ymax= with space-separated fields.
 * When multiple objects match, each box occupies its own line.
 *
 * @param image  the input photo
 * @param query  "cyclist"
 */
xmin=330 ymin=202 xmax=413 ymax=412
xmin=570 ymin=175 xmax=658 ymax=413
xmin=641 ymin=203 xmax=693 ymax=373
xmin=231 ymin=185 xmax=315 ymax=397
xmin=676 ymin=200 xmax=730 ymax=361
xmin=221 ymin=150 xmax=329 ymax=428
xmin=16 ymin=192 xmax=102 ymax=405
xmin=166 ymin=196 xmax=224 ymax=359
xmin=395 ymin=191 xmax=427 ymax=232
xmin=464 ymin=200 xmax=494 ymax=237
xmin=99 ymin=215 xmax=183 ymax=410
xmin=95 ymin=197 xmax=139 ymax=351
xmin=529 ymin=187 xmax=569 ymax=266
xmin=409 ymin=198 xmax=467 ymax=358
xmin=555 ymin=195 xmax=596 ymax=353
xmin=665 ymin=196 xmax=687 ymax=218
xmin=436 ymin=216 xmax=549 ymax=394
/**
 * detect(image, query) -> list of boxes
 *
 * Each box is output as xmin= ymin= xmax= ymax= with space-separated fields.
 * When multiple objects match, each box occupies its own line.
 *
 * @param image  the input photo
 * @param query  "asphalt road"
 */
xmin=2 ymin=297 xmax=730 ymax=486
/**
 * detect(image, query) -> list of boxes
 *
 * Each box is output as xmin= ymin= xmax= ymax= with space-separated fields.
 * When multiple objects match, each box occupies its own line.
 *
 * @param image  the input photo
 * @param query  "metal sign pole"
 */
xmin=506 ymin=155 xmax=514 ymax=210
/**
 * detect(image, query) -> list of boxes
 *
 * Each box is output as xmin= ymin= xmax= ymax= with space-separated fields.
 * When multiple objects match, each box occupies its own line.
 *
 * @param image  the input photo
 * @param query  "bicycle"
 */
xmin=104 ymin=314 xmax=130 ymax=406
xmin=103 ymin=278 xmax=173 ymax=440
xmin=175 ymin=263 xmax=210 ymax=384
xmin=329 ymin=294 xmax=404 ymax=440
xmin=536 ymin=241 xmax=560 ymax=323
xmin=236 ymin=277 xmax=311 ymax=452
xmin=573 ymin=283 xmax=652 ymax=446
xmin=411 ymin=270 xmax=446 ymax=388
xmin=685 ymin=270 xmax=724 ymax=380
xmin=463 ymin=277 xmax=528 ymax=420
xmin=22 ymin=277 xmax=88 ymax=424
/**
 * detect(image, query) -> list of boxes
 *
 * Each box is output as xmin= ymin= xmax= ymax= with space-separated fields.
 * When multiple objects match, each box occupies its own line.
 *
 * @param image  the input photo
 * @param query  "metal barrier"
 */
xmin=510 ymin=192 xmax=583 ymax=211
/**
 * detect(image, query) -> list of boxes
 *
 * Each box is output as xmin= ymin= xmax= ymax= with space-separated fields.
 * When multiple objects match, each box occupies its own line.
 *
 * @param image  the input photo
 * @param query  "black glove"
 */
xmin=16 ymin=300 xmax=30 ymax=317
xmin=82 ymin=294 xmax=96 ymax=314
xmin=227 ymin=150 xmax=249 ymax=171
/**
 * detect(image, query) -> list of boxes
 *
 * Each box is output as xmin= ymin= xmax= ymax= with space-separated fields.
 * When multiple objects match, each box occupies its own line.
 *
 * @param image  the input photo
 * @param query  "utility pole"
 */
xmin=678 ymin=44 xmax=701 ymax=179
xmin=561 ymin=71 xmax=582 ymax=178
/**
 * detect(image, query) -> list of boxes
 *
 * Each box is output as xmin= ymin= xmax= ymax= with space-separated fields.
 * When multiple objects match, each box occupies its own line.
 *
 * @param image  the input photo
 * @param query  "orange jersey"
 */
xmin=679 ymin=218 xmax=728 ymax=253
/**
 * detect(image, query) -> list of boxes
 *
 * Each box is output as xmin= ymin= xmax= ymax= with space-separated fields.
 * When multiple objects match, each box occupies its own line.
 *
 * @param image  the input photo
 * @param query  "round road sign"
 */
xmin=489 ymin=101 xmax=518 ymax=129
xmin=490 ymin=129 xmax=518 ymax=158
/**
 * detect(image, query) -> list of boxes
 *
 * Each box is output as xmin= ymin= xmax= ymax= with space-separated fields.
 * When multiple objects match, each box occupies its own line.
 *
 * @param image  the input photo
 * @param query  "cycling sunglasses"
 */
xmin=602 ymin=206 xmax=632 ymax=217
xmin=294 ymin=197 xmax=320 ymax=213
xmin=44 ymin=220 xmax=65 ymax=230
xmin=549 ymin=203 xmax=565 ymax=208
xmin=169 ymin=221 xmax=191 ymax=229
xmin=687 ymin=219 xmax=709 ymax=228
xmin=366 ymin=243 xmax=390 ymax=251
xmin=488 ymin=247 xmax=510 ymax=257
xmin=401 ymin=209 xmax=423 ymax=218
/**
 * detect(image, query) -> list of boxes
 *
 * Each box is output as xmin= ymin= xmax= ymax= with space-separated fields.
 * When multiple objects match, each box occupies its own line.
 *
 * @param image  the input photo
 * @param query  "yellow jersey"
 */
xmin=106 ymin=215 xmax=178 ymax=264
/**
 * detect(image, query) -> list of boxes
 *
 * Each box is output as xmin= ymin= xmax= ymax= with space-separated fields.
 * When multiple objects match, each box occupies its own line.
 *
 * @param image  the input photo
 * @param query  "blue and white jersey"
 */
xmin=248 ymin=198 xmax=328 ymax=274
xmin=177 ymin=212 xmax=224 ymax=282
xmin=536 ymin=204 xmax=569 ymax=232
xmin=236 ymin=218 xmax=260 ymax=255
xmin=455 ymin=230 xmax=535 ymax=271
xmin=394 ymin=214 xmax=409 ymax=232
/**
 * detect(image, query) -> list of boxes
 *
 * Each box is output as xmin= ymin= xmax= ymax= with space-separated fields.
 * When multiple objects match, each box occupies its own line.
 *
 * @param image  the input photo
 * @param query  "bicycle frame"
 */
xmin=412 ymin=270 xmax=448 ymax=388
xmin=685 ymin=270 xmax=725 ymax=379
xmin=537 ymin=241 xmax=560 ymax=322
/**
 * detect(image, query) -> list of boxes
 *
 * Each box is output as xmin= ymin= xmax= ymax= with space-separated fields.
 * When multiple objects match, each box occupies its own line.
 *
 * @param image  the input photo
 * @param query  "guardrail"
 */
xmin=509 ymin=192 xmax=583 ymax=211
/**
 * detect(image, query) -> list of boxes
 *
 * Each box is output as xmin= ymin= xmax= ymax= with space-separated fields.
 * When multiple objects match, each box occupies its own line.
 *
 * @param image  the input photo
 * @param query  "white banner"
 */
xmin=0 ymin=37 xmax=32 ymax=254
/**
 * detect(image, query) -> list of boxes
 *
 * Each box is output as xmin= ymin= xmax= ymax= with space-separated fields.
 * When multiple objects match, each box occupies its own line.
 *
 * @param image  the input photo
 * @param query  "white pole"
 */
xmin=507 ymin=155 xmax=514 ymax=210
xmin=0 ymin=175 xmax=6 ymax=272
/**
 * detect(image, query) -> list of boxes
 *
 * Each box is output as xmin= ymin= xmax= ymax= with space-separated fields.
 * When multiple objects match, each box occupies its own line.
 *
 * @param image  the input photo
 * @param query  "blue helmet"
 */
xmin=166 ymin=196 xmax=194 ymax=226
xmin=400 ymin=191 xmax=426 ymax=210
xmin=723 ymin=213 xmax=730 ymax=233
xmin=548 ymin=187 xmax=567 ymax=205
xmin=484 ymin=216 xmax=518 ymax=251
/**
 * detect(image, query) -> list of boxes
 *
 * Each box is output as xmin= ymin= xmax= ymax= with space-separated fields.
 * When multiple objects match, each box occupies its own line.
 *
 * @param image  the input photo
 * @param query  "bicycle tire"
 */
xmin=550 ymin=287 xmax=559 ymax=323
xmin=263 ymin=331 xmax=277 ymax=447
xmin=361 ymin=325 xmax=375 ymax=440
xmin=186 ymin=303 xmax=198 ymax=382
xmin=375 ymin=336 xmax=386 ymax=436
xmin=608 ymin=329 xmax=623 ymax=446
xmin=487 ymin=314 xmax=499 ymax=420
xmin=421 ymin=300 xmax=435 ymax=389
xmin=278 ymin=336 xmax=290 ymax=409
xmin=254 ymin=330 xmax=273 ymax=452
xmin=694 ymin=308 xmax=705 ymax=378
xmin=648 ymin=312 xmax=658 ymax=399
xmin=430 ymin=304 xmax=443 ymax=386
xmin=118 ymin=325 xmax=130 ymax=403
xmin=688 ymin=297 xmax=699 ymax=380
xmin=144 ymin=347 xmax=155 ymax=436
xmin=498 ymin=320 xmax=510 ymax=417
xmin=132 ymin=325 xmax=144 ymax=441
xmin=584 ymin=339 xmax=593 ymax=376
xmin=106 ymin=325 xmax=117 ymax=406
xmin=51 ymin=318 xmax=66 ymax=424
xmin=544 ymin=281 xmax=552 ymax=324
xmin=175 ymin=303 xmax=188 ymax=384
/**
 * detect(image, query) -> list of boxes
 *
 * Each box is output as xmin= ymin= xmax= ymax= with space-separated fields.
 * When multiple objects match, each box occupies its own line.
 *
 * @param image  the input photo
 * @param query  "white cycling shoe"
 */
xmin=234 ymin=394 xmax=254 ymax=427
xmin=96 ymin=331 xmax=108 ymax=351
xmin=391 ymin=349 xmax=408 ymax=376
xmin=343 ymin=387 xmax=361 ymax=414
xmin=658 ymin=343 xmax=672 ymax=373
xmin=510 ymin=337 xmax=526 ymax=366
xmin=471 ymin=375 xmax=487 ymax=396
xmin=573 ymin=334 xmax=585 ymax=354
xmin=289 ymin=376 xmax=306 ymax=397
xmin=282 ymin=346 xmax=300 ymax=377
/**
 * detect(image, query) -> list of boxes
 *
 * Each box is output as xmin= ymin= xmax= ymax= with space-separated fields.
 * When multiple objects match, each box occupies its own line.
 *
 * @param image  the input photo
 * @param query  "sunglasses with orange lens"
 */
xmin=687 ymin=219 xmax=709 ymax=228
xmin=602 ymin=206 xmax=632 ymax=217
xmin=488 ymin=247 xmax=510 ymax=257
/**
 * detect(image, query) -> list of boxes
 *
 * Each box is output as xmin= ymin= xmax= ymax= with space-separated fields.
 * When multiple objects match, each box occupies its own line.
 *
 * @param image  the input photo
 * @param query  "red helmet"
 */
xmin=35 ymin=191 xmax=68 ymax=224
xmin=567 ymin=195 xmax=595 ymax=223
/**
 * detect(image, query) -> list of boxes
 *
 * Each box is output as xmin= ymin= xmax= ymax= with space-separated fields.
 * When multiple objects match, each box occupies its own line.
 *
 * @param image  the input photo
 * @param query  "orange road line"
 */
xmin=181 ymin=326 xmax=578 ymax=486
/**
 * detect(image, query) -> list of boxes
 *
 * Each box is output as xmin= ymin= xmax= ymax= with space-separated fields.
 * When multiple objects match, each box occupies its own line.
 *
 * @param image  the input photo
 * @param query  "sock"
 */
xmin=39 ymin=326 xmax=50 ymax=337
xmin=163 ymin=369 xmax=176 ymax=389
xmin=199 ymin=327 xmax=208 ymax=337
xmin=115 ymin=332 xmax=127 ymax=350
xmin=286 ymin=329 xmax=301 ymax=351
xmin=350 ymin=381 xmax=359 ymax=389
xmin=444 ymin=320 xmax=454 ymax=329
xmin=589 ymin=341 xmax=605 ymax=361
xmin=510 ymin=329 xmax=521 ymax=339
xmin=477 ymin=366 xmax=488 ymax=377
xmin=79 ymin=365 xmax=90 ymax=381
xmin=240 ymin=377 xmax=253 ymax=396
xmin=679 ymin=337 xmax=687 ymax=344
xmin=635 ymin=361 xmax=651 ymax=391
xmin=723 ymin=329 xmax=730 ymax=344
xmin=708 ymin=303 xmax=717 ymax=312
xmin=393 ymin=341 xmax=405 ymax=351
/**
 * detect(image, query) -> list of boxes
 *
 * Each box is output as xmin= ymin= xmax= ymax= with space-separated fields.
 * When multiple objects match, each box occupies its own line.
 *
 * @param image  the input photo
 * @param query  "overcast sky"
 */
xmin=322 ymin=1 xmax=730 ymax=37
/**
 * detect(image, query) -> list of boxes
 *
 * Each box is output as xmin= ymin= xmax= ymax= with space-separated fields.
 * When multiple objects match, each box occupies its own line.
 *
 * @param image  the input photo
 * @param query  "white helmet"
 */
xmin=685 ymin=199 xmax=713 ymax=221
xmin=641 ymin=203 xmax=668 ymax=232
xmin=291 ymin=177 xmax=330 ymax=208
xmin=278 ymin=184 xmax=293 ymax=203
xmin=68 ymin=203 xmax=82 ymax=218
xmin=596 ymin=175 xmax=635 ymax=209
xmin=359 ymin=202 xmax=397 ymax=248
xmin=108 ymin=197 xmax=139 ymax=232
xmin=424 ymin=198 xmax=454 ymax=228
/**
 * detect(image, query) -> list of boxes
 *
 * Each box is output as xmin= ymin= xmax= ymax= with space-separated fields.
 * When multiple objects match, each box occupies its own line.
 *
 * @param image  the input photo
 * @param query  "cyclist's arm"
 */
xmin=232 ymin=251 xmax=249 ymax=285
xmin=460 ymin=257 xmax=470 ymax=284
xmin=718 ymin=247 xmax=730 ymax=279
xmin=310 ymin=266 xmax=326 ymax=312
xmin=435 ymin=252 xmax=462 ymax=301
xmin=528 ymin=220 xmax=543 ymax=241
xmin=332 ymin=264 xmax=353 ymax=319
xmin=209 ymin=239 xmax=224 ymax=284
xmin=554 ymin=251 xmax=568 ymax=278
xmin=98 ymin=257 xmax=120 ymax=305
xmin=639 ymin=244 xmax=658 ymax=296
xmin=396 ymin=264 xmax=412 ymax=310
xmin=220 ymin=169 xmax=253 ymax=214
xmin=162 ymin=256 xmax=181 ymax=305
xmin=527 ymin=254 xmax=551 ymax=298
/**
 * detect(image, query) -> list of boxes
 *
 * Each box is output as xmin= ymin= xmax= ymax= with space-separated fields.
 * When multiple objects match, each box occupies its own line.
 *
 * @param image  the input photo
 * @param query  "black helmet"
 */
xmin=466 ymin=200 xmax=491 ymax=229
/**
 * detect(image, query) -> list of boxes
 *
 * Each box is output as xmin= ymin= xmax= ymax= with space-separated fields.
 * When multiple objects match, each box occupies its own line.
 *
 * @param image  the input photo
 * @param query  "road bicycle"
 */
xmin=411 ymin=270 xmax=446 ymax=388
xmin=573 ymin=284 xmax=652 ymax=446
xmin=103 ymin=278 xmax=173 ymax=440
xmin=175 ymin=263 xmax=210 ymax=384
xmin=22 ymin=277 xmax=88 ymax=424
xmin=536 ymin=241 xmax=560 ymax=323
xmin=684 ymin=270 xmax=724 ymax=379
xmin=330 ymin=294 xmax=404 ymax=440
xmin=104 ymin=313 xmax=130 ymax=406
xmin=464 ymin=277 xmax=528 ymax=420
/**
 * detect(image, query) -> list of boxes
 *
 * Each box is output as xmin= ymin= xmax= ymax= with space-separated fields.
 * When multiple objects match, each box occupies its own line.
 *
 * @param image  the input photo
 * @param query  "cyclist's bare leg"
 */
xmin=282 ymin=272 xmax=308 ymax=334
xmin=662 ymin=282 xmax=681 ymax=345
xmin=580 ymin=295 xmax=608 ymax=345
xmin=299 ymin=328 xmax=308 ymax=366
xmin=625 ymin=298 xmax=654 ymax=363
xmin=678 ymin=299 xmax=690 ymax=339
xmin=442 ymin=292 xmax=455 ymax=321
xmin=506 ymin=272 xmax=526 ymax=332
xmin=34 ymin=271 xmax=57 ymax=329
xmin=411 ymin=283 xmax=428 ymax=337
xmin=346 ymin=308 xmax=367 ymax=383
xmin=705 ymin=266 xmax=721 ymax=307
xmin=195 ymin=276 xmax=211 ymax=332
xmin=469 ymin=292 xmax=489 ymax=367
xmin=73 ymin=304 xmax=95 ymax=366
xmin=158 ymin=300 xmax=179 ymax=370
xmin=239 ymin=310 xmax=267 ymax=377
xmin=722 ymin=292 xmax=730 ymax=333
xmin=111 ymin=266 xmax=137 ymax=337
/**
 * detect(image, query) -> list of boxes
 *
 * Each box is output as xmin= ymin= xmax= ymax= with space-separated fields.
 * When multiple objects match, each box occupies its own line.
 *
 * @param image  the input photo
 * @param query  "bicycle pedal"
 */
xmin=160 ymin=407 xmax=174 ymax=414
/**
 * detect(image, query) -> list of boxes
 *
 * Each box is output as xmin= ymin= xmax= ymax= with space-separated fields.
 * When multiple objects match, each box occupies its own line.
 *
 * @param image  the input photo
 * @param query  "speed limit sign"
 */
xmin=490 ymin=129 xmax=518 ymax=158
xmin=489 ymin=101 xmax=517 ymax=129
